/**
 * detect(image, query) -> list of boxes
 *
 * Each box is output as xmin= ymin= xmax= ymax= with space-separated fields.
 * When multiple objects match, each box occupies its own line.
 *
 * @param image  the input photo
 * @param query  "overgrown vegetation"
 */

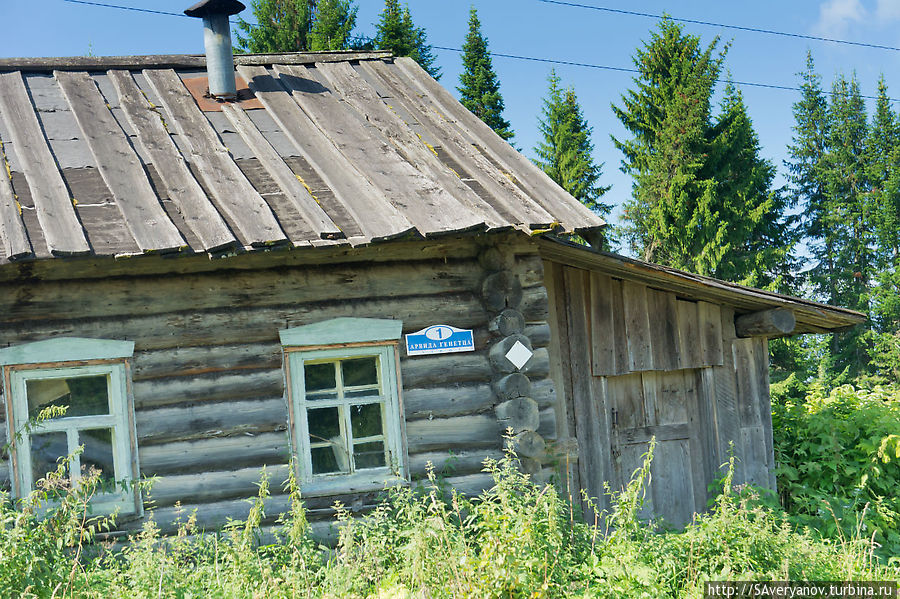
xmin=1 ymin=441 xmax=896 ymax=598
xmin=772 ymin=383 xmax=900 ymax=562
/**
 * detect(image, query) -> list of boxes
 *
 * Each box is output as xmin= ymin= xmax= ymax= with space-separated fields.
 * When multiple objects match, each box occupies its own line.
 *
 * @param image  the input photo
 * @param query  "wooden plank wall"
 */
xmin=0 ymin=243 xmax=558 ymax=534
xmin=545 ymin=262 xmax=776 ymax=523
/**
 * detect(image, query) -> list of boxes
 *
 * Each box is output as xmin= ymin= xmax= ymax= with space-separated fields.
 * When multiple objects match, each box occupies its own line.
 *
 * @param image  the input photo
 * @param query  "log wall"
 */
xmin=0 ymin=235 xmax=558 ymax=534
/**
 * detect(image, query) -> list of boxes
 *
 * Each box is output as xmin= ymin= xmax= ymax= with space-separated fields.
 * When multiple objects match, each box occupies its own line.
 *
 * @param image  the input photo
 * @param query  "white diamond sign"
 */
xmin=505 ymin=340 xmax=533 ymax=370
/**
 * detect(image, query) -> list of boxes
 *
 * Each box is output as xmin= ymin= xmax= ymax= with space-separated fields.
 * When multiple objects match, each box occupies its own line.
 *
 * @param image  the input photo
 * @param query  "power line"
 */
xmin=433 ymin=45 xmax=899 ymax=102
xmin=60 ymin=0 xmax=239 ymax=24
xmin=537 ymin=0 xmax=900 ymax=53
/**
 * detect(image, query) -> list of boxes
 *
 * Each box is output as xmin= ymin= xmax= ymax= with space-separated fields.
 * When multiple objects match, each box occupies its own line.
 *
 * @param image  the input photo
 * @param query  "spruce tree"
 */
xmin=815 ymin=73 xmax=872 ymax=380
xmin=708 ymin=82 xmax=798 ymax=287
xmin=308 ymin=0 xmax=358 ymax=51
xmin=457 ymin=8 xmax=513 ymax=140
xmin=866 ymin=77 xmax=900 ymax=381
xmin=236 ymin=0 xmax=314 ymax=53
xmin=374 ymin=0 xmax=440 ymax=79
xmin=534 ymin=70 xmax=610 ymax=216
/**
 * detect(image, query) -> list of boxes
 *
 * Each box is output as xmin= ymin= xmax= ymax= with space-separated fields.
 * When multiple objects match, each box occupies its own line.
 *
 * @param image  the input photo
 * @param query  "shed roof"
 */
xmin=538 ymin=236 xmax=867 ymax=334
xmin=0 ymin=51 xmax=604 ymax=264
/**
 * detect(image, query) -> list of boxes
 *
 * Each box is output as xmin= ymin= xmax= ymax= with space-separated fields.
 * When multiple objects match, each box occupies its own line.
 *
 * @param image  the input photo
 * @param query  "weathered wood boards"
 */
xmin=220 ymin=102 xmax=342 ymax=241
xmin=55 ymin=70 xmax=186 ymax=254
xmin=108 ymin=69 xmax=237 ymax=253
xmin=0 ymin=71 xmax=90 ymax=255
xmin=238 ymin=64 xmax=414 ymax=244
xmin=275 ymin=63 xmax=485 ymax=237
xmin=142 ymin=69 xmax=287 ymax=247
xmin=588 ymin=270 xmax=724 ymax=376
xmin=0 ymin=142 xmax=31 ymax=261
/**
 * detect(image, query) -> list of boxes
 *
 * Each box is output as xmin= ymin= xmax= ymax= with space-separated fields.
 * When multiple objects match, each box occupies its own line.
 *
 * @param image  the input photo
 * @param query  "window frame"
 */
xmin=0 ymin=338 xmax=142 ymax=516
xmin=280 ymin=318 xmax=407 ymax=497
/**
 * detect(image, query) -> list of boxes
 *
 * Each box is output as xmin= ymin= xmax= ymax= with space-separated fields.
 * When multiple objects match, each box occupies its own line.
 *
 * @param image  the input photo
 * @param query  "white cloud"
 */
xmin=875 ymin=0 xmax=900 ymax=22
xmin=814 ymin=0 xmax=867 ymax=36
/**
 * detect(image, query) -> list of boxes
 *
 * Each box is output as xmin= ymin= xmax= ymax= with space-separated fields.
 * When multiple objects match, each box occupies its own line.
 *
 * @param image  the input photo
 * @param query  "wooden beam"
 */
xmin=735 ymin=308 xmax=796 ymax=338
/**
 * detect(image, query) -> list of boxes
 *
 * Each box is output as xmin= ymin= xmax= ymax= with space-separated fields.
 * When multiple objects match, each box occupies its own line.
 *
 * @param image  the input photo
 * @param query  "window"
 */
xmin=280 ymin=318 xmax=407 ymax=495
xmin=0 ymin=338 xmax=141 ymax=515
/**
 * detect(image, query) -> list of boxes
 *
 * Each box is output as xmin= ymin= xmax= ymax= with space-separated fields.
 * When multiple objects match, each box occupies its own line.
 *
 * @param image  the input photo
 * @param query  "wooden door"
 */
xmin=605 ymin=370 xmax=707 ymax=527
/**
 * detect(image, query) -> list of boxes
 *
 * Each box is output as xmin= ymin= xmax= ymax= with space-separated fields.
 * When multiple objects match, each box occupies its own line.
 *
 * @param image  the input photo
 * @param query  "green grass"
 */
xmin=1 ymin=441 xmax=896 ymax=599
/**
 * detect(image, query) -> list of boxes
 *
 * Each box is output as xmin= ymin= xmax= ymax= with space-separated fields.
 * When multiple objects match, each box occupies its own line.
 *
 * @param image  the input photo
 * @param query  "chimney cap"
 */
xmin=184 ymin=0 xmax=245 ymax=18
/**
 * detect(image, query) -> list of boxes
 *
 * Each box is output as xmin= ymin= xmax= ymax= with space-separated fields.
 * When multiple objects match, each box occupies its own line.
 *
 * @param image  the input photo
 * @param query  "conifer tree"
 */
xmin=457 ymin=8 xmax=512 ymax=140
xmin=534 ymin=70 xmax=610 ymax=217
xmin=708 ymin=83 xmax=798 ymax=288
xmin=374 ymin=0 xmax=440 ymax=79
xmin=236 ymin=0 xmax=314 ymax=53
xmin=866 ymin=77 xmax=900 ymax=381
xmin=613 ymin=19 xmax=790 ymax=284
xmin=308 ymin=0 xmax=358 ymax=51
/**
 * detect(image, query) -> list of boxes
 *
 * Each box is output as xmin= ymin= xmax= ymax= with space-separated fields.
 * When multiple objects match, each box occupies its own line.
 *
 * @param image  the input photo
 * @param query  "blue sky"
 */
xmin=3 ymin=0 xmax=900 ymax=229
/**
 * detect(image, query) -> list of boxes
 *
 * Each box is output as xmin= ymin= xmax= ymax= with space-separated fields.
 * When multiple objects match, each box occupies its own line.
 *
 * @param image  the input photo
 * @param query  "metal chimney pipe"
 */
xmin=184 ymin=0 xmax=246 ymax=100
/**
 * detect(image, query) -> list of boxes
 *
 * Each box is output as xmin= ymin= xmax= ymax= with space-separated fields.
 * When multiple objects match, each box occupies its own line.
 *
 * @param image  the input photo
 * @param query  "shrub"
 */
xmin=773 ymin=384 xmax=900 ymax=561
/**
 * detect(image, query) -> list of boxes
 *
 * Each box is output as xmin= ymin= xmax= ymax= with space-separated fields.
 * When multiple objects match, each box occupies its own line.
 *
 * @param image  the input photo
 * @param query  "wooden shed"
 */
xmin=0 ymin=50 xmax=864 ymax=535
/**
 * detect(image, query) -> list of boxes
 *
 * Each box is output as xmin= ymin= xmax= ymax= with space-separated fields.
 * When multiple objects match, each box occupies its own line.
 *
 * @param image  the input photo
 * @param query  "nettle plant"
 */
xmin=773 ymin=384 xmax=900 ymax=562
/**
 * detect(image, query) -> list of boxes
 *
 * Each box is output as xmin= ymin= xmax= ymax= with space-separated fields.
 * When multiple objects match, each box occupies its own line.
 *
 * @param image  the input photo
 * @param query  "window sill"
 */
xmin=300 ymin=471 xmax=407 ymax=498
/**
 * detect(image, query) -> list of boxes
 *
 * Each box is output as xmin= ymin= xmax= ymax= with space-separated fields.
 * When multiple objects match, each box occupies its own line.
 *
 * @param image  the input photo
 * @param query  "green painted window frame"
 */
xmin=1 ymin=338 xmax=141 ymax=516
xmin=281 ymin=319 xmax=407 ymax=497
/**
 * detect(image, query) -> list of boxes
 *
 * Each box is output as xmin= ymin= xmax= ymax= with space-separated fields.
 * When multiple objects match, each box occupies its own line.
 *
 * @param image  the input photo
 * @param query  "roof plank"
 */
xmin=108 ymin=70 xmax=236 ymax=253
xmin=0 ymin=72 xmax=90 ymax=255
xmin=0 ymin=140 xmax=33 ymax=261
xmin=361 ymin=60 xmax=556 ymax=229
xmin=237 ymin=64 xmax=414 ymax=243
xmin=315 ymin=61 xmax=506 ymax=231
xmin=394 ymin=57 xmax=605 ymax=233
xmin=220 ymin=103 xmax=342 ymax=241
xmin=142 ymin=68 xmax=287 ymax=247
xmin=276 ymin=64 xmax=485 ymax=236
xmin=55 ymin=70 xmax=186 ymax=254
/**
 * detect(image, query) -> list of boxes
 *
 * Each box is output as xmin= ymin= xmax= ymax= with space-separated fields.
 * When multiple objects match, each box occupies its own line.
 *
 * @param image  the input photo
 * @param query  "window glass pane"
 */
xmin=351 ymin=403 xmax=383 ymax=438
xmin=354 ymin=441 xmax=386 ymax=470
xmin=306 ymin=391 xmax=339 ymax=401
xmin=304 ymin=362 xmax=336 ymax=392
xmin=26 ymin=375 xmax=109 ymax=421
xmin=311 ymin=446 xmax=343 ymax=475
xmin=308 ymin=407 xmax=341 ymax=442
xmin=79 ymin=428 xmax=117 ymax=493
xmin=345 ymin=388 xmax=380 ymax=400
xmin=30 ymin=431 xmax=70 ymax=488
xmin=342 ymin=357 xmax=377 ymax=387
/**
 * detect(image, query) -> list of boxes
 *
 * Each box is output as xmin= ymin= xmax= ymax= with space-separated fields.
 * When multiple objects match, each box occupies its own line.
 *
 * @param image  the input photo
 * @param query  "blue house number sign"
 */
xmin=405 ymin=325 xmax=475 ymax=356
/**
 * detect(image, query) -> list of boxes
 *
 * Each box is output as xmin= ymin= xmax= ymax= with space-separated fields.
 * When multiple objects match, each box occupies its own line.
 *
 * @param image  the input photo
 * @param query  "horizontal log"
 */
xmin=735 ymin=308 xmax=796 ymax=338
xmin=408 ymin=448 xmax=503 ymax=477
xmin=2 ymin=259 xmax=485 ymax=322
xmin=400 ymin=351 xmax=492 ymax=388
xmin=132 ymin=343 xmax=281 ymax=381
xmin=495 ymin=397 xmax=540 ymax=433
xmin=406 ymin=413 xmax=500 ymax=453
xmin=537 ymin=407 xmax=558 ymax=440
xmin=133 ymin=369 xmax=284 ymax=409
xmin=135 ymin=398 xmax=287 ymax=445
xmin=531 ymin=377 xmax=557 ymax=409
xmin=147 ymin=464 xmax=291 ymax=507
xmin=403 ymin=383 xmax=494 ymax=420
xmin=489 ymin=309 xmax=525 ymax=337
xmin=520 ymin=348 xmax=551 ymax=379
xmin=493 ymin=373 xmax=531 ymax=401
xmin=0 ymin=292 xmax=489 ymax=352
xmin=524 ymin=323 xmax=552 ymax=348
xmin=139 ymin=431 xmax=290 ymax=476
xmin=520 ymin=285 xmax=550 ymax=322
xmin=482 ymin=271 xmax=523 ymax=312
xmin=513 ymin=254 xmax=545 ymax=289
xmin=489 ymin=334 xmax=532 ymax=374
xmin=514 ymin=431 xmax=546 ymax=459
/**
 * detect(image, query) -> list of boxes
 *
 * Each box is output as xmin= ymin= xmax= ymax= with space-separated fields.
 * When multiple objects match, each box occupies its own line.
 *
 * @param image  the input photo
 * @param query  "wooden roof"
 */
xmin=538 ymin=236 xmax=867 ymax=334
xmin=0 ymin=51 xmax=604 ymax=264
